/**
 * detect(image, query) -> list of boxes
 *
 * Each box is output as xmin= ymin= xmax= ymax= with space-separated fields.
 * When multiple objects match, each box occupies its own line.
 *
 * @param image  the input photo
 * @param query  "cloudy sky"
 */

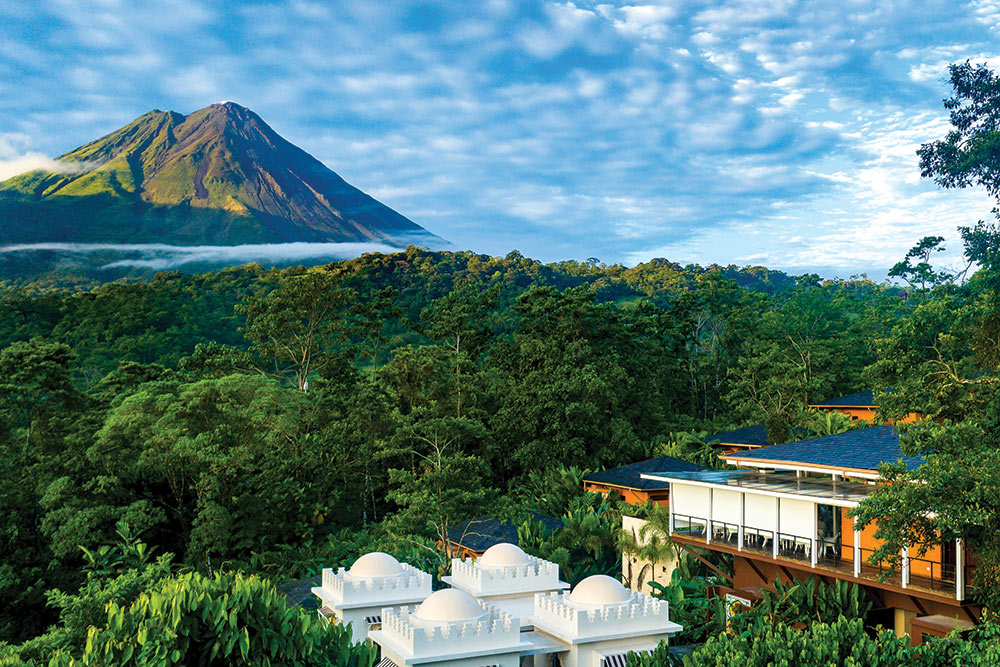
xmin=2 ymin=0 xmax=1000 ymax=277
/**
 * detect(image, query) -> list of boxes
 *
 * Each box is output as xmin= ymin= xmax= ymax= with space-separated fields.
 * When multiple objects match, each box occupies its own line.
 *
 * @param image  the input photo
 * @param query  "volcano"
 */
xmin=0 ymin=102 xmax=442 ymax=246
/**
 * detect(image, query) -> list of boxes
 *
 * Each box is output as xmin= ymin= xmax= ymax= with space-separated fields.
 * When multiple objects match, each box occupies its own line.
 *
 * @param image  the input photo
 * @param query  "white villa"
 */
xmin=311 ymin=552 xmax=433 ymax=642
xmin=442 ymin=542 xmax=569 ymax=629
xmin=317 ymin=543 xmax=683 ymax=667
xmin=370 ymin=589 xmax=529 ymax=667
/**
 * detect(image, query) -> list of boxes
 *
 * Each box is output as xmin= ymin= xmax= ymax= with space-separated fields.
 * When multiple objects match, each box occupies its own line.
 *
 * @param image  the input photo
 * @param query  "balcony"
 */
xmin=670 ymin=512 xmax=965 ymax=599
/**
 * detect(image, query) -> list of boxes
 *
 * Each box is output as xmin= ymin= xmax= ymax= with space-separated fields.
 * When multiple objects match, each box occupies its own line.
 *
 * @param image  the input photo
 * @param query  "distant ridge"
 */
xmin=0 ymin=102 xmax=443 ymax=246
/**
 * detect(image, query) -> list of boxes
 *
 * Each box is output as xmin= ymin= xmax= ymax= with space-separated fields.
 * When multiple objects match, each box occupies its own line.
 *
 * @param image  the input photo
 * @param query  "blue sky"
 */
xmin=2 ymin=0 xmax=1000 ymax=277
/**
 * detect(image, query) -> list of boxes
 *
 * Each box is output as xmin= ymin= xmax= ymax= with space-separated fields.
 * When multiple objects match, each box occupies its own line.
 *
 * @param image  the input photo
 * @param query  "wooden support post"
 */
xmin=674 ymin=542 xmax=734 ymax=585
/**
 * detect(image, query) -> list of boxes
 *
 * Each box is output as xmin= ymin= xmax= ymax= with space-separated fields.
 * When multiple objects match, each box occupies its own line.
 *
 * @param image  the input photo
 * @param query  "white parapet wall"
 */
xmin=316 ymin=563 xmax=432 ymax=608
xmin=532 ymin=590 xmax=674 ymax=642
xmin=378 ymin=603 xmax=522 ymax=658
xmin=449 ymin=555 xmax=563 ymax=597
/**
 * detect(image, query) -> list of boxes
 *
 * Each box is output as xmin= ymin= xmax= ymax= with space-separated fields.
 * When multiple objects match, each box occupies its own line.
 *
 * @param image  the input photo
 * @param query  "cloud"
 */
xmin=0 ymin=153 xmax=94 ymax=181
xmin=0 ymin=242 xmax=411 ymax=270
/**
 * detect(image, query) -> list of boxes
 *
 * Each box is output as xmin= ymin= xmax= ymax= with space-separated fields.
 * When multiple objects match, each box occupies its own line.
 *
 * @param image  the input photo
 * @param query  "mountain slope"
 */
xmin=0 ymin=102 xmax=441 ymax=245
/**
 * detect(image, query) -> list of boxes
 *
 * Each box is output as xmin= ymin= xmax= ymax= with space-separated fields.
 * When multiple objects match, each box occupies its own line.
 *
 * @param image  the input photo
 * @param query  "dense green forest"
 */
xmin=6 ymin=61 xmax=1000 ymax=665
xmin=0 ymin=245 xmax=896 ymax=656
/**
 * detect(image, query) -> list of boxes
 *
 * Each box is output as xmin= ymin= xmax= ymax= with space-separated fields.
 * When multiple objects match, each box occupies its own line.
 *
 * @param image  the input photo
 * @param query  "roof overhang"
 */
xmin=640 ymin=472 xmax=875 ymax=508
xmin=719 ymin=457 xmax=881 ymax=480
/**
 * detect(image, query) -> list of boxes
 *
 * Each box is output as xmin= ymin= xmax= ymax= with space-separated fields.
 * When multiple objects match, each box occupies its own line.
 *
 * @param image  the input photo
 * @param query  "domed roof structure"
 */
xmin=348 ymin=552 xmax=404 ymax=578
xmin=569 ymin=575 xmax=632 ymax=607
xmin=414 ymin=589 xmax=486 ymax=623
xmin=477 ymin=542 xmax=530 ymax=569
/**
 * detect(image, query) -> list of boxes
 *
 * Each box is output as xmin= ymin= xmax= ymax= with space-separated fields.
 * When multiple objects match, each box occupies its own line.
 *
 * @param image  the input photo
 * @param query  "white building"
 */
xmin=442 ymin=543 xmax=569 ymax=629
xmin=311 ymin=552 xmax=432 ymax=642
xmin=366 ymin=546 xmax=683 ymax=667
xmin=529 ymin=574 xmax=682 ymax=667
xmin=369 ymin=588 xmax=529 ymax=667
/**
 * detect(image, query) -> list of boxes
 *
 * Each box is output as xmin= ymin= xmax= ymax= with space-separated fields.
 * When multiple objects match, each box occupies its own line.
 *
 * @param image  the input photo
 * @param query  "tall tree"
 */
xmin=918 ymin=61 xmax=1000 ymax=199
xmin=888 ymin=236 xmax=952 ymax=289
xmin=420 ymin=283 xmax=500 ymax=418
xmin=237 ymin=270 xmax=354 ymax=391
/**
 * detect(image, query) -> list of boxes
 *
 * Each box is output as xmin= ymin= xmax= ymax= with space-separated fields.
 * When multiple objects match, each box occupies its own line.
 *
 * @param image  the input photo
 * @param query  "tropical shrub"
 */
xmin=60 ymin=571 xmax=376 ymax=666
xmin=751 ymin=575 xmax=872 ymax=626
xmin=647 ymin=552 xmax=728 ymax=644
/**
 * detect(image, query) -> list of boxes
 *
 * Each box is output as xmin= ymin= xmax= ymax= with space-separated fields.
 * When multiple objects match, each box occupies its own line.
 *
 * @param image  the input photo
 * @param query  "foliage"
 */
xmin=682 ymin=617 xmax=910 ymax=666
xmin=384 ymin=412 xmax=490 ymax=563
xmin=646 ymin=552 xmax=728 ymax=644
xmin=518 ymin=496 xmax=622 ymax=585
xmin=64 ymin=571 xmax=376 ymax=666
xmin=629 ymin=615 xmax=1000 ymax=666
xmin=237 ymin=270 xmax=355 ymax=391
xmin=659 ymin=431 xmax=726 ymax=469
xmin=522 ymin=464 xmax=593 ymax=517
xmin=796 ymin=408 xmax=868 ymax=438
xmin=0 ymin=240 xmax=965 ymax=645
xmin=752 ymin=575 xmax=871 ymax=626
xmin=918 ymin=61 xmax=1000 ymax=199
xmin=888 ymin=236 xmax=953 ymax=289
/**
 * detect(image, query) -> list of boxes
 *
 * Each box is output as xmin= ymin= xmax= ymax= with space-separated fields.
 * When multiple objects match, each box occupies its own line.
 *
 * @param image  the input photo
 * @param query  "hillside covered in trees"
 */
xmin=0 ymin=237 xmax=972 ymax=660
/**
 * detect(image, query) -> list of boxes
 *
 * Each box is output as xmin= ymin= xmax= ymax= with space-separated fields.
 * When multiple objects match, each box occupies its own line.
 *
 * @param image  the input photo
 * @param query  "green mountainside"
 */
xmin=0 ymin=102 xmax=440 ymax=245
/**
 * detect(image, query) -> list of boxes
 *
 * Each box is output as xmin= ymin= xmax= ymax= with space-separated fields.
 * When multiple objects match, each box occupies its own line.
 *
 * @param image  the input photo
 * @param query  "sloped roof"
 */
xmin=724 ymin=425 xmax=924 ymax=472
xmin=583 ymin=455 xmax=708 ymax=490
xmin=811 ymin=391 xmax=876 ymax=407
xmin=446 ymin=511 xmax=563 ymax=553
xmin=706 ymin=423 xmax=770 ymax=447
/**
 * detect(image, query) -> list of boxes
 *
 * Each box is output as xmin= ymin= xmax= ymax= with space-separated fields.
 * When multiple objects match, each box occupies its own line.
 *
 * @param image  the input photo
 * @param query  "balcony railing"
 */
xmin=673 ymin=513 xmax=707 ymax=539
xmin=777 ymin=532 xmax=813 ymax=564
xmin=671 ymin=514 xmax=961 ymax=598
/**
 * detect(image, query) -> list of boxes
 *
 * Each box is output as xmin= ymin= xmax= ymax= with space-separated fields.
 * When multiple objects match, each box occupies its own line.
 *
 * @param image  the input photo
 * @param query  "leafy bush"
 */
xmin=63 ymin=571 xmax=375 ymax=666
xmin=751 ymin=575 xmax=872 ymax=626
xmin=647 ymin=552 xmax=728 ymax=644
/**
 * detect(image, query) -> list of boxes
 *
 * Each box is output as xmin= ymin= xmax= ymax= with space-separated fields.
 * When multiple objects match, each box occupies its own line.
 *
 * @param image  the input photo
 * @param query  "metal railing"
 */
xmin=741 ymin=527 xmax=774 ymax=555
xmin=672 ymin=514 xmax=707 ymax=539
xmin=907 ymin=554 xmax=955 ymax=592
xmin=777 ymin=532 xmax=813 ymax=563
xmin=671 ymin=515 xmax=961 ymax=594
xmin=710 ymin=520 xmax=740 ymax=546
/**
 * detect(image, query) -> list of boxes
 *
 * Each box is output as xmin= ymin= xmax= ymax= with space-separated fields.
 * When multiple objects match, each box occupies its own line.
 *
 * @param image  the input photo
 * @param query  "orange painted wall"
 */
xmin=841 ymin=510 xmax=951 ymax=580
xmin=816 ymin=406 xmax=879 ymax=421
xmin=813 ymin=405 xmax=922 ymax=425
xmin=583 ymin=482 xmax=669 ymax=506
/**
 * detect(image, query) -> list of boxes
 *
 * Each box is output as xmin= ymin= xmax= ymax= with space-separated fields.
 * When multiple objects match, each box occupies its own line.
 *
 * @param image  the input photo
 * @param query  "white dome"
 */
xmin=477 ymin=543 xmax=530 ymax=568
xmin=569 ymin=575 xmax=632 ymax=607
xmin=414 ymin=589 xmax=485 ymax=623
xmin=348 ymin=552 xmax=404 ymax=578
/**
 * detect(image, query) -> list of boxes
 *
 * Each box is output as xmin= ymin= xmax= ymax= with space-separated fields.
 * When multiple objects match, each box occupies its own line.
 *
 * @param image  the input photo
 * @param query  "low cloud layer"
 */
xmin=0 ymin=153 xmax=94 ymax=181
xmin=0 ymin=242 xmax=405 ymax=270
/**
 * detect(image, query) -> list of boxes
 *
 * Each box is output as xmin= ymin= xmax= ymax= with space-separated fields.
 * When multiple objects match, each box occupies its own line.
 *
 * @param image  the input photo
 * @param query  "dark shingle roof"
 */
xmin=447 ymin=511 xmax=563 ymax=553
xmin=726 ymin=425 xmax=923 ymax=472
xmin=812 ymin=391 xmax=876 ymax=407
xmin=706 ymin=423 xmax=770 ymax=447
xmin=583 ymin=456 xmax=708 ymax=490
